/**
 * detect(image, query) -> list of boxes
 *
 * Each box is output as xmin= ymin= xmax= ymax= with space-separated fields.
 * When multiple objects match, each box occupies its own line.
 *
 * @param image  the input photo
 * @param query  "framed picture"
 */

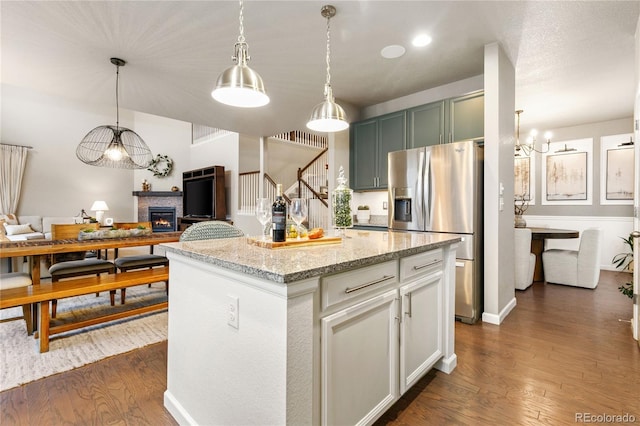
xmin=600 ymin=133 xmax=634 ymax=205
xmin=545 ymin=151 xmax=588 ymax=201
xmin=606 ymin=148 xmax=634 ymax=200
xmin=514 ymin=156 xmax=531 ymax=201
xmin=542 ymin=138 xmax=592 ymax=205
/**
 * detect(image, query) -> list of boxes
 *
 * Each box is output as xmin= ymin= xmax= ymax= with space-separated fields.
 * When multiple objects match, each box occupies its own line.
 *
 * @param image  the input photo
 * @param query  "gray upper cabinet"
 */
xmin=351 ymin=111 xmax=406 ymax=191
xmin=351 ymin=119 xmax=378 ymax=191
xmin=447 ymin=91 xmax=484 ymax=143
xmin=407 ymin=101 xmax=446 ymax=148
xmin=351 ymin=91 xmax=482 ymax=191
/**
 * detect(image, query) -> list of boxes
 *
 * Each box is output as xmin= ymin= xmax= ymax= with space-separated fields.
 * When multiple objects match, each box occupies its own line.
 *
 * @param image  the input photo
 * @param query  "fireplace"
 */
xmin=149 ymin=207 xmax=177 ymax=232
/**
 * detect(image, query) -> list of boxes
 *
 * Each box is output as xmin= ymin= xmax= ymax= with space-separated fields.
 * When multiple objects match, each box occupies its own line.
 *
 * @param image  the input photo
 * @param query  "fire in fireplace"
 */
xmin=149 ymin=207 xmax=177 ymax=232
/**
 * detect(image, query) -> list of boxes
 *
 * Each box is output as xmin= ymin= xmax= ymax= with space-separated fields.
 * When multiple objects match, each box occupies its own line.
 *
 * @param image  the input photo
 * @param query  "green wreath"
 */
xmin=147 ymin=154 xmax=173 ymax=177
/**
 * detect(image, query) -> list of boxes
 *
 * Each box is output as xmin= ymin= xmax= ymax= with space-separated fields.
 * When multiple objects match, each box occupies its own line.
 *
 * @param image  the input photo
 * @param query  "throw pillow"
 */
xmin=3 ymin=223 xmax=35 ymax=236
xmin=0 ymin=214 xmax=18 ymax=225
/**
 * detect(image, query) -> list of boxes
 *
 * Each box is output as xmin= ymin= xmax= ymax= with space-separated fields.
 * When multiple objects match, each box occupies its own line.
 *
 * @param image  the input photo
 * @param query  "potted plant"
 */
xmin=356 ymin=205 xmax=370 ymax=224
xmin=612 ymin=233 xmax=634 ymax=298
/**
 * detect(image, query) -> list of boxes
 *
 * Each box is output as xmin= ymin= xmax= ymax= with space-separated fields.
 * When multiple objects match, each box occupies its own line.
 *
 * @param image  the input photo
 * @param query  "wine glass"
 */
xmin=255 ymin=198 xmax=272 ymax=241
xmin=290 ymin=198 xmax=308 ymax=240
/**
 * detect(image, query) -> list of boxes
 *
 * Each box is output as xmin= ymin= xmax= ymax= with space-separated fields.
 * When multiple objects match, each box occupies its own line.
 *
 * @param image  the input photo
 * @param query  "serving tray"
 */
xmin=247 ymin=235 xmax=342 ymax=249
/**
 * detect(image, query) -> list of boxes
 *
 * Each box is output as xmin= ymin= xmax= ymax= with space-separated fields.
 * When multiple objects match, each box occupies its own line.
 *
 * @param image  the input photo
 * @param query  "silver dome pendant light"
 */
xmin=76 ymin=58 xmax=152 ymax=169
xmin=211 ymin=0 xmax=269 ymax=108
xmin=307 ymin=5 xmax=348 ymax=133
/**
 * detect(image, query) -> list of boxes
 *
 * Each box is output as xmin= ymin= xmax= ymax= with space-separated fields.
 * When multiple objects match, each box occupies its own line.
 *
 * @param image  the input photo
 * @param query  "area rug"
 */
xmin=0 ymin=283 xmax=168 ymax=392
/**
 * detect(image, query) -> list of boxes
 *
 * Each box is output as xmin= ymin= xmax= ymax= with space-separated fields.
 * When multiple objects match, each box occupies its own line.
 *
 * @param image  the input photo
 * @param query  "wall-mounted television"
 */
xmin=182 ymin=166 xmax=226 ymax=220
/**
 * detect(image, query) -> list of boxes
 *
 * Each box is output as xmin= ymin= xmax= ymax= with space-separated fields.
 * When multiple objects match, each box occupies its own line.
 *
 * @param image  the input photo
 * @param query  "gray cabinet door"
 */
xmin=447 ymin=91 xmax=484 ymax=143
xmin=407 ymin=101 xmax=445 ymax=148
xmin=351 ymin=119 xmax=378 ymax=190
xmin=377 ymin=111 xmax=406 ymax=188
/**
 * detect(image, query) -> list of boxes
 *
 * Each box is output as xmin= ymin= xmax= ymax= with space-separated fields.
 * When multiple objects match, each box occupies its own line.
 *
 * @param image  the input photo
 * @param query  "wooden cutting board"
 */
xmin=247 ymin=235 xmax=342 ymax=249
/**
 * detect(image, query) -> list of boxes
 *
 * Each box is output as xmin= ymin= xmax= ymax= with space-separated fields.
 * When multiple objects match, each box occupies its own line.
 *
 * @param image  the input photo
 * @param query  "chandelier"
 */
xmin=76 ymin=58 xmax=153 ymax=169
xmin=515 ymin=109 xmax=551 ymax=156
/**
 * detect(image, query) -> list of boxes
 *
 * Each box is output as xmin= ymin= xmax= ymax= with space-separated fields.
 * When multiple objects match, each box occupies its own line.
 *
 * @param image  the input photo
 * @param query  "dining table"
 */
xmin=527 ymin=227 xmax=580 ymax=282
xmin=0 ymin=231 xmax=182 ymax=285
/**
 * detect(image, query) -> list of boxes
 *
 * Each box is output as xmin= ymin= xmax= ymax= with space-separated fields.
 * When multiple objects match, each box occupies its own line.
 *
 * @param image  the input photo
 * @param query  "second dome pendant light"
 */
xmin=307 ymin=5 xmax=349 ymax=133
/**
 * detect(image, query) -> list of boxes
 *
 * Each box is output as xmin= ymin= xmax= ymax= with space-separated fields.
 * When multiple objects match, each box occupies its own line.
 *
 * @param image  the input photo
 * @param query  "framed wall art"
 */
xmin=514 ymin=155 xmax=533 ymax=202
xmin=600 ymin=133 xmax=634 ymax=205
xmin=541 ymin=138 xmax=593 ymax=205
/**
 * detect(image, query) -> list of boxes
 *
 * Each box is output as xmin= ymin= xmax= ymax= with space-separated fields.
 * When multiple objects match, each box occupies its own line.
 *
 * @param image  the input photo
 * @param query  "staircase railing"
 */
xmin=238 ymin=131 xmax=330 ymax=229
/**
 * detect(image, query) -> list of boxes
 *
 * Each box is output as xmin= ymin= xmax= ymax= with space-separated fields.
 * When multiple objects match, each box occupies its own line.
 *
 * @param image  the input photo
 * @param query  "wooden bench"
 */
xmin=0 ymin=266 xmax=169 ymax=352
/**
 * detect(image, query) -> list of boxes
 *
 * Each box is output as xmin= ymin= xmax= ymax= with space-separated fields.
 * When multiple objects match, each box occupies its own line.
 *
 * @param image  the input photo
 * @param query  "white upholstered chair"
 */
xmin=514 ymin=228 xmax=535 ymax=290
xmin=542 ymin=228 xmax=602 ymax=289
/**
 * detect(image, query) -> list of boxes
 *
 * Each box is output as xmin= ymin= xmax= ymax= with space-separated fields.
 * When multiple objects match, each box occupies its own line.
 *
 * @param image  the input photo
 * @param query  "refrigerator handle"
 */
xmin=416 ymin=150 xmax=425 ymax=230
xmin=424 ymin=150 xmax=432 ymax=229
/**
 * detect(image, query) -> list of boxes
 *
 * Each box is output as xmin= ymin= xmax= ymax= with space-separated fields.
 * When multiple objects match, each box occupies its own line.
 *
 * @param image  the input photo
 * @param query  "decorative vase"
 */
xmin=332 ymin=166 xmax=353 ymax=233
xmin=514 ymin=214 xmax=526 ymax=228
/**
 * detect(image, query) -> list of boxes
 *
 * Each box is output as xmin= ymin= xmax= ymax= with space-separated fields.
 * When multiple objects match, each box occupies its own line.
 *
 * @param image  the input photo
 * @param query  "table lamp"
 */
xmin=90 ymin=200 xmax=109 ymax=225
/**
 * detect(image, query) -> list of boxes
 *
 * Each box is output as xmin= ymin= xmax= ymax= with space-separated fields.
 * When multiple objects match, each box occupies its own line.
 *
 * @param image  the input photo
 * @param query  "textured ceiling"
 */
xmin=2 ymin=1 xmax=638 ymax=137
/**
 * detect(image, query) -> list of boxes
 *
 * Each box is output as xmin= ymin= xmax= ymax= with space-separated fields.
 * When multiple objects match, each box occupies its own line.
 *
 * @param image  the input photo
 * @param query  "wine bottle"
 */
xmin=272 ymin=184 xmax=287 ymax=242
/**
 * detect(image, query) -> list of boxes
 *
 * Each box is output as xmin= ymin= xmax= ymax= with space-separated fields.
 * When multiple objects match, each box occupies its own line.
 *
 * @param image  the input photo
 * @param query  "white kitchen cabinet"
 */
xmin=321 ymin=289 xmax=399 ymax=426
xmin=399 ymin=270 xmax=443 ymax=394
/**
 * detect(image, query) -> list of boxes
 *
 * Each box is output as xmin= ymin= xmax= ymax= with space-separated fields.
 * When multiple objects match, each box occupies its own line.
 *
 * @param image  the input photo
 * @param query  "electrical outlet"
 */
xmin=383 ymin=201 xmax=388 ymax=210
xmin=227 ymin=295 xmax=239 ymax=329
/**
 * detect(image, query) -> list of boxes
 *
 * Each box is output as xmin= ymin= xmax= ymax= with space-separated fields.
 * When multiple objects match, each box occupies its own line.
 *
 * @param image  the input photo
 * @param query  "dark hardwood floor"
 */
xmin=1 ymin=270 xmax=638 ymax=425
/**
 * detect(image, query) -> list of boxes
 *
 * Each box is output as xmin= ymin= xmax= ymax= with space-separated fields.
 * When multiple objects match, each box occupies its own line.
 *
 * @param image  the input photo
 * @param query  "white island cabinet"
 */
xmin=161 ymin=230 xmax=459 ymax=426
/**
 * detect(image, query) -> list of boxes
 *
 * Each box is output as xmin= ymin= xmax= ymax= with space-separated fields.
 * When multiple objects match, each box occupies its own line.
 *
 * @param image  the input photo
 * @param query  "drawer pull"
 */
xmin=412 ymin=259 xmax=441 ymax=270
xmin=345 ymin=275 xmax=395 ymax=294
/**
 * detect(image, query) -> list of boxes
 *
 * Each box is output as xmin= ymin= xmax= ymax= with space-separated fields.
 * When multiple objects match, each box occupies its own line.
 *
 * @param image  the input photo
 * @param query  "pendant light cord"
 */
xmin=237 ymin=0 xmax=245 ymax=44
xmin=115 ymin=64 xmax=120 ymax=131
xmin=325 ymin=14 xmax=332 ymax=89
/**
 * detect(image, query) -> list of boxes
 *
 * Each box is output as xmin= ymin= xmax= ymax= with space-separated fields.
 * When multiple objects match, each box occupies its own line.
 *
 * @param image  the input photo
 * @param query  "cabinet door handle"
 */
xmin=413 ymin=259 xmax=441 ymax=270
xmin=345 ymin=275 xmax=395 ymax=294
xmin=404 ymin=292 xmax=412 ymax=318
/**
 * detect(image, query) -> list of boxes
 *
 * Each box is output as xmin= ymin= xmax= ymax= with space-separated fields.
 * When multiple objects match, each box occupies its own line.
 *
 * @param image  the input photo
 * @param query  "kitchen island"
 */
xmin=161 ymin=229 xmax=460 ymax=425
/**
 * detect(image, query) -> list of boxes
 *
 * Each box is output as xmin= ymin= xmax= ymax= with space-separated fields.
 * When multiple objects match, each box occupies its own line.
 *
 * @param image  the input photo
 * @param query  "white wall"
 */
xmin=483 ymin=42 xmax=516 ymax=325
xmin=2 ymin=84 xmax=134 ymax=220
xmin=1 ymin=84 xmax=196 ymax=222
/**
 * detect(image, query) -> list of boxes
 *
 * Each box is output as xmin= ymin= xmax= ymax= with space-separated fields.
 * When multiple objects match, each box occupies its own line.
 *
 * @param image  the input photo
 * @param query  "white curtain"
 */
xmin=0 ymin=144 xmax=29 ymax=214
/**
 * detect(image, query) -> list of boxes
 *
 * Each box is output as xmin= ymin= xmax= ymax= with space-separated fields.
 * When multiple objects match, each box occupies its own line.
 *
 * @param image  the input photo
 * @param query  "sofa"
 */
xmin=1 ymin=214 xmax=81 ymax=242
xmin=1 ymin=214 xmax=82 ymax=274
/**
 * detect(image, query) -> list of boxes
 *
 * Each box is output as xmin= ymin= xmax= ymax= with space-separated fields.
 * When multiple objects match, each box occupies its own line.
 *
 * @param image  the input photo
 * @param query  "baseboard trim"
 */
xmin=164 ymin=390 xmax=197 ymax=425
xmin=435 ymin=354 xmax=457 ymax=374
xmin=482 ymin=297 xmax=517 ymax=325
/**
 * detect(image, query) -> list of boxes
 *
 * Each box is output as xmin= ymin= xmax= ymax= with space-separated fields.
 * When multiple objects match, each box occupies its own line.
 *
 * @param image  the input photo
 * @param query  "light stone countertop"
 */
xmin=162 ymin=230 xmax=460 ymax=284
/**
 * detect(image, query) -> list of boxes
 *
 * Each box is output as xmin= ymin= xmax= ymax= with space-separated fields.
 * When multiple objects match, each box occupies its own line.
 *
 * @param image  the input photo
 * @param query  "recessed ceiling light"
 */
xmin=381 ymin=45 xmax=406 ymax=59
xmin=412 ymin=34 xmax=432 ymax=47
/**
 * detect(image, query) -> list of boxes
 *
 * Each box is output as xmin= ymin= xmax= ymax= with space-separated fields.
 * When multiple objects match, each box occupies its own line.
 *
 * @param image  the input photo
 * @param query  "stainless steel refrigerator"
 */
xmin=388 ymin=140 xmax=483 ymax=323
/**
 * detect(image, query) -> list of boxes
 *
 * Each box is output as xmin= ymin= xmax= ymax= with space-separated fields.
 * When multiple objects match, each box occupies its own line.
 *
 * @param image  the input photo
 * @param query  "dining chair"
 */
xmin=542 ymin=228 xmax=602 ymax=289
xmin=514 ymin=228 xmax=535 ymax=290
xmin=179 ymin=220 xmax=244 ymax=242
xmin=112 ymin=222 xmax=169 ymax=304
xmin=49 ymin=223 xmax=116 ymax=317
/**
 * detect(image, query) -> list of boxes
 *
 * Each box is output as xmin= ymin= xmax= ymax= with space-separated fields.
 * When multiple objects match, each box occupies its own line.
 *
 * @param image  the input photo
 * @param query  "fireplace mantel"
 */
xmin=132 ymin=191 xmax=183 ymax=197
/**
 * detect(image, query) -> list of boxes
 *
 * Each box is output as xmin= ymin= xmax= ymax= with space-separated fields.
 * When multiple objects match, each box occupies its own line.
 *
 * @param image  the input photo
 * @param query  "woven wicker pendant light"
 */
xmin=76 ymin=58 xmax=152 ymax=169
